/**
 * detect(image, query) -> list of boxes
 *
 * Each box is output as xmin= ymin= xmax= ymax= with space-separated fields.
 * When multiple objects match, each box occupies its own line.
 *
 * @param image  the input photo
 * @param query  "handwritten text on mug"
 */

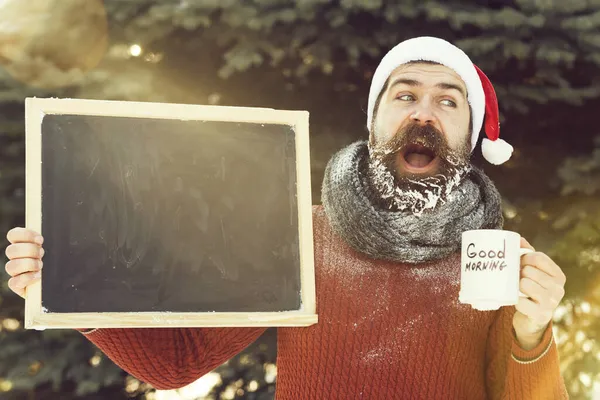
xmin=465 ymin=240 xmax=507 ymax=272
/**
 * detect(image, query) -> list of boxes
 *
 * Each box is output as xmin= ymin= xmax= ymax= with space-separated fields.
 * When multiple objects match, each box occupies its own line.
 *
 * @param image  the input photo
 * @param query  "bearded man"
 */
xmin=4 ymin=37 xmax=568 ymax=399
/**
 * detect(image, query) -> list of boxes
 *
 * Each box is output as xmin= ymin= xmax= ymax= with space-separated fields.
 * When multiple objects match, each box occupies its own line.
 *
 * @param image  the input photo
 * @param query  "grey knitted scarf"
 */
xmin=321 ymin=141 xmax=503 ymax=263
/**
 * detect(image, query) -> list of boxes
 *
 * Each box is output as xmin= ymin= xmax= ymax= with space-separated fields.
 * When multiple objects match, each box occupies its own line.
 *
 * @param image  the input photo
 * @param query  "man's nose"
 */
xmin=409 ymin=104 xmax=435 ymax=125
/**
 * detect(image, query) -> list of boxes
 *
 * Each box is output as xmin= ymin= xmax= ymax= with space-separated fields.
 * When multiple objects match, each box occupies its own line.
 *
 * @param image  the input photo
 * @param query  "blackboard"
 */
xmin=24 ymin=98 xmax=316 ymax=329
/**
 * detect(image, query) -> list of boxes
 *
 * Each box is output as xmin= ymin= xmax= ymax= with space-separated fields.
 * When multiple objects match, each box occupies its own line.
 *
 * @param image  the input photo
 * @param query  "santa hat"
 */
xmin=367 ymin=36 xmax=513 ymax=165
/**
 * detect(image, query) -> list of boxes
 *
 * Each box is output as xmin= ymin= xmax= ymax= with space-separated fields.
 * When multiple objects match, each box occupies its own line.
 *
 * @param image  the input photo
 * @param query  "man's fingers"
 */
xmin=8 ymin=271 xmax=41 ymax=299
xmin=5 ymin=258 xmax=42 ymax=277
xmin=6 ymin=227 xmax=43 ymax=245
xmin=515 ymin=296 xmax=553 ymax=327
xmin=515 ymin=296 xmax=537 ymax=317
xmin=4 ymin=243 xmax=44 ymax=261
xmin=521 ymin=251 xmax=566 ymax=283
xmin=520 ymin=237 xmax=535 ymax=251
xmin=519 ymin=277 xmax=545 ymax=303
xmin=520 ymin=265 xmax=554 ymax=290
xmin=9 ymin=284 xmax=25 ymax=299
xmin=518 ymin=273 xmax=563 ymax=324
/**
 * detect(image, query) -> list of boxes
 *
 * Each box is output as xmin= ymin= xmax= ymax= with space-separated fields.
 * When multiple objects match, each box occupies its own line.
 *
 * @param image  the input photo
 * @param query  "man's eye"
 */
xmin=441 ymin=99 xmax=456 ymax=107
xmin=396 ymin=94 xmax=414 ymax=101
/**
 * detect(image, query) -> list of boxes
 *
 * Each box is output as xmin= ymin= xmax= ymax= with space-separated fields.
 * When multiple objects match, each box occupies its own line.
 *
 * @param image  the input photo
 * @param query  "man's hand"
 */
xmin=513 ymin=237 xmax=566 ymax=350
xmin=4 ymin=227 xmax=45 ymax=299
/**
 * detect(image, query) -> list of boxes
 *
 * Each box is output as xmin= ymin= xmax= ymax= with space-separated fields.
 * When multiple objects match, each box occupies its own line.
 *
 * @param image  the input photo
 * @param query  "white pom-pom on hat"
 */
xmin=481 ymin=138 xmax=513 ymax=165
xmin=367 ymin=36 xmax=514 ymax=165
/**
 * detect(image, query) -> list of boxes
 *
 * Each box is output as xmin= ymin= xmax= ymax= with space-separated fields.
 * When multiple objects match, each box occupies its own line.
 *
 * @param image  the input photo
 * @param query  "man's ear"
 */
xmin=368 ymin=130 xmax=376 ymax=148
xmin=369 ymin=78 xmax=389 ymax=146
xmin=368 ymin=114 xmax=378 ymax=147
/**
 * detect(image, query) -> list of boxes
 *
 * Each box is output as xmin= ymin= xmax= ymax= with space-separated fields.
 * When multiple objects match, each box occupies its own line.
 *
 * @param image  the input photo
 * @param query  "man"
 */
xmin=5 ymin=36 xmax=568 ymax=399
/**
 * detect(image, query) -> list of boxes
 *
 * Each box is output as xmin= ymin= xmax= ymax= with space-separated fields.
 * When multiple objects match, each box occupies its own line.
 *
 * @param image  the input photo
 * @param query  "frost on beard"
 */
xmin=367 ymin=154 xmax=470 ymax=217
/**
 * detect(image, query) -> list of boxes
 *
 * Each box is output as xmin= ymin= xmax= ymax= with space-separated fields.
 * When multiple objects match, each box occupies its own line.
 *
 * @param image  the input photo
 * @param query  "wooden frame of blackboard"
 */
xmin=24 ymin=97 xmax=317 ymax=329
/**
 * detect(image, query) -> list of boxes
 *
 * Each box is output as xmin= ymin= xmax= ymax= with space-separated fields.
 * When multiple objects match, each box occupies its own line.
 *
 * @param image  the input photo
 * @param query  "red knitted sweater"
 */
xmin=81 ymin=205 xmax=567 ymax=399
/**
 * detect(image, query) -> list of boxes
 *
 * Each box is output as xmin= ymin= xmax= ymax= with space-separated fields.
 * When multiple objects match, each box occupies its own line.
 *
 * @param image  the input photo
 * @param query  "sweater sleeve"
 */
xmin=78 ymin=327 xmax=267 ymax=390
xmin=485 ymin=306 xmax=568 ymax=400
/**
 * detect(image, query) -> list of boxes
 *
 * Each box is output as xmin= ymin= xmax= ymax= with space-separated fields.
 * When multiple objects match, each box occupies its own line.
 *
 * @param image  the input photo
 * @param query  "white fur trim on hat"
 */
xmin=367 ymin=36 xmax=485 ymax=152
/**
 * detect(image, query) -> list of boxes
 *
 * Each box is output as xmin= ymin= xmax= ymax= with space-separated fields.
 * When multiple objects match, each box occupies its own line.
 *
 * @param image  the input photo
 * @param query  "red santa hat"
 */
xmin=367 ymin=36 xmax=513 ymax=165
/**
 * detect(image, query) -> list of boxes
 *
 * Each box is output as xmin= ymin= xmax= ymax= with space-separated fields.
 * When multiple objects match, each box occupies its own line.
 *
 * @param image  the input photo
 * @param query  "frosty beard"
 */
xmin=367 ymin=123 xmax=472 ymax=216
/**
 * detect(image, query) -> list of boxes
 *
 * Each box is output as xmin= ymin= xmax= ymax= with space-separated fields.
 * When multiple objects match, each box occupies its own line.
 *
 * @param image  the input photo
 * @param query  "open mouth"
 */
xmin=399 ymin=144 xmax=439 ymax=173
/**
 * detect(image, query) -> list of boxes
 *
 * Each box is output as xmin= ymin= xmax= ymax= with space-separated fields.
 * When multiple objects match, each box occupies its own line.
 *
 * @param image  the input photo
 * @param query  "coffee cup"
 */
xmin=459 ymin=229 xmax=533 ymax=311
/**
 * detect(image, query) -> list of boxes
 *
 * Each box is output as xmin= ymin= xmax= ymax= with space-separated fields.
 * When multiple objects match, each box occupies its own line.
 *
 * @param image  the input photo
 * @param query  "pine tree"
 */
xmin=1 ymin=1 xmax=599 ymax=398
xmin=101 ymin=0 xmax=600 ymax=113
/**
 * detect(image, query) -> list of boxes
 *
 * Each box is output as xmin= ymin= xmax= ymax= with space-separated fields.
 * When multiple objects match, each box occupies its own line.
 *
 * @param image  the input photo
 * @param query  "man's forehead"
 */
xmin=387 ymin=63 xmax=467 ymax=92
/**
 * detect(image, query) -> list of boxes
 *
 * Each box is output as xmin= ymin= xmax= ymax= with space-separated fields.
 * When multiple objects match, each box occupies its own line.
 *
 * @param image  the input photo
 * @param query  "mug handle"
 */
xmin=518 ymin=247 xmax=534 ymax=298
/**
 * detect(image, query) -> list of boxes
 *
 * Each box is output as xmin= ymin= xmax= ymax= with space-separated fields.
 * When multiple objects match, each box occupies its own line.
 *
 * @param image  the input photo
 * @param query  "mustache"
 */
xmin=371 ymin=123 xmax=452 ymax=161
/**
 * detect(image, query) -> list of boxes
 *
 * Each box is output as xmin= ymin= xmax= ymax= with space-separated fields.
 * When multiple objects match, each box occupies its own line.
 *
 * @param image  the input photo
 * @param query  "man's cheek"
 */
xmin=381 ymin=110 xmax=406 ymax=134
xmin=371 ymin=130 xmax=395 ymax=151
xmin=375 ymin=125 xmax=396 ymax=145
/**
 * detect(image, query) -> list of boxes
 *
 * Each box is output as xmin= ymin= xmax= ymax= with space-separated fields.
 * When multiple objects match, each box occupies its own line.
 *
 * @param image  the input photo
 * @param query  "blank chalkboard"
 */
xmin=24 ymin=98 xmax=316 ymax=329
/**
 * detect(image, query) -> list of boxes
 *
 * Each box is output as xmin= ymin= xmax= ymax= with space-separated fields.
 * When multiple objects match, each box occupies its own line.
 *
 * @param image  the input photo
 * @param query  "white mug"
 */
xmin=459 ymin=229 xmax=533 ymax=311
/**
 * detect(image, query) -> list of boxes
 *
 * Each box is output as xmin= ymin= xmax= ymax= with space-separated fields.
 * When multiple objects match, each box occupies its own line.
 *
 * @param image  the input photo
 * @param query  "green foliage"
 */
xmin=103 ymin=0 xmax=600 ymax=113
xmin=550 ymin=198 xmax=600 ymax=296
xmin=0 ymin=329 xmax=123 ymax=395
xmin=557 ymin=136 xmax=600 ymax=196
xmin=0 ymin=1 xmax=600 ymax=399
xmin=206 ymin=330 xmax=277 ymax=400
xmin=549 ymin=136 xmax=600 ymax=308
xmin=535 ymin=137 xmax=600 ymax=399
